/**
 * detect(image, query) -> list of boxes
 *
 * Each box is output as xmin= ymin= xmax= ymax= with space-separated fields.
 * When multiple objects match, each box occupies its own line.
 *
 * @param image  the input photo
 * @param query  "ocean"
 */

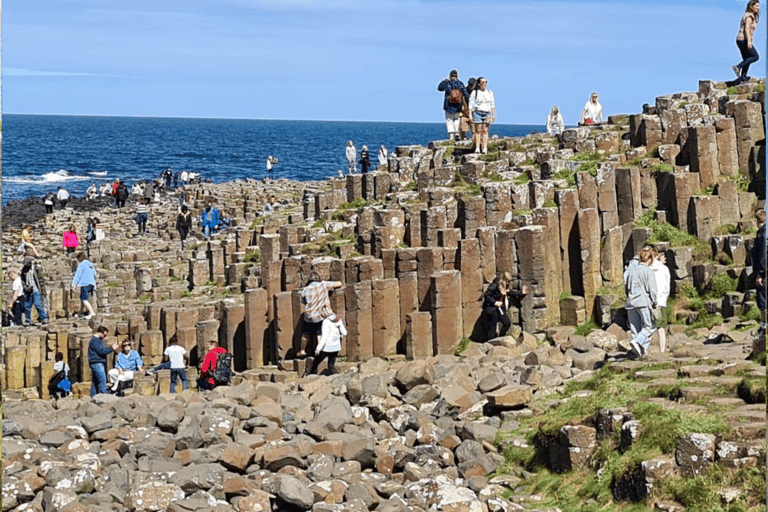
xmin=1 ymin=115 xmax=544 ymax=205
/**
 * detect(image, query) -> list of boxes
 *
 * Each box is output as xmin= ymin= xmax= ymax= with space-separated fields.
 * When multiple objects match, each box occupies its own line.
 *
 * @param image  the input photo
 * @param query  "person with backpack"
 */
xmin=21 ymin=256 xmax=48 ymax=325
xmin=307 ymin=306 xmax=347 ymax=376
xmin=437 ymin=69 xmax=469 ymax=142
xmin=72 ymin=252 xmax=97 ymax=320
xmin=49 ymin=352 xmax=71 ymax=399
xmin=115 ymin=180 xmax=129 ymax=208
xmin=197 ymin=340 xmax=230 ymax=390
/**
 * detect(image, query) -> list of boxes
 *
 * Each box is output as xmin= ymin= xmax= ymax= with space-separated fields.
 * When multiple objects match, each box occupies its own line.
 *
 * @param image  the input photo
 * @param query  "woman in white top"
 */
xmin=546 ymin=106 xmax=565 ymax=136
xmin=378 ymin=145 xmax=388 ymax=168
xmin=469 ymin=77 xmax=496 ymax=154
xmin=308 ymin=305 xmax=347 ymax=375
xmin=579 ymin=92 xmax=603 ymax=125
xmin=649 ymin=246 xmax=671 ymax=353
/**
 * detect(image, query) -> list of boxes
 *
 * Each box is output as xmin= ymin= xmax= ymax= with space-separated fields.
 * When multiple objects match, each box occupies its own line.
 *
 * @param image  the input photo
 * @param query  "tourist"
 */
xmin=146 ymin=335 xmax=189 ymax=393
xmin=482 ymin=272 xmax=528 ymax=341
xmin=115 ymin=180 xmax=129 ymax=208
xmin=624 ymin=248 xmax=658 ymax=359
xmin=219 ymin=210 xmax=232 ymax=231
xmin=266 ymin=155 xmax=277 ymax=176
xmin=359 ymin=145 xmax=371 ymax=174
xmin=49 ymin=352 xmax=71 ymax=399
xmin=21 ymin=256 xmax=48 ymax=325
xmin=72 ymin=252 xmax=97 ymax=320
xmin=263 ymin=195 xmax=280 ymax=213
xmin=88 ymin=325 xmax=120 ymax=397
xmin=18 ymin=224 xmax=40 ymax=258
xmin=299 ymin=272 xmax=343 ymax=357
xmin=6 ymin=270 xmax=24 ymax=326
xmin=108 ymin=341 xmax=144 ymax=395
xmin=437 ymin=69 xmax=469 ymax=142
xmin=62 ymin=224 xmax=79 ymax=254
xmin=135 ymin=198 xmax=149 ymax=235
xmin=378 ymin=145 xmax=388 ymax=168
xmin=197 ymin=340 xmax=228 ymax=390
xmin=43 ymin=191 xmax=55 ymax=214
xmin=579 ymin=92 xmax=604 ymax=125
xmin=143 ymin=180 xmax=154 ymax=204
xmin=176 ymin=205 xmax=193 ymax=248
xmin=56 ymin=186 xmax=70 ymax=209
xmin=459 ymin=77 xmax=476 ymax=141
xmin=181 ymin=170 xmax=189 ymax=185
xmin=86 ymin=183 xmax=97 ymax=200
xmin=85 ymin=218 xmax=99 ymax=254
xmin=100 ymin=183 xmax=111 ymax=197
xmin=734 ymin=1 xmax=761 ymax=83
xmin=307 ymin=306 xmax=347 ymax=376
xmin=649 ymin=246 xmax=671 ymax=353
xmin=469 ymin=77 xmax=496 ymax=154
xmin=130 ymin=181 xmax=142 ymax=197
xmin=546 ymin=106 xmax=565 ymax=136
xmin=163 ymin=168 xmax=173 ymax=189
xmin=173 ymin=171 xmax=180 ymax=189
xmin=200 ymin=202 xmax=221 ymax=239
xmin=345 ymin=141 xmax=357 ymax=175
xmin=752 ymin=209 xmax=766 ymax=333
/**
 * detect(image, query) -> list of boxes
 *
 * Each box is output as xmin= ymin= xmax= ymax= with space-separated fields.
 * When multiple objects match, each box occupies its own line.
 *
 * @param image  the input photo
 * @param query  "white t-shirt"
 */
xmin=316 ymin=316 xmax=347 ymax=353
xmin=650 ymin=259 xmax=671 ymax=308
xmin=12 ymin=276 xmax=23 ymax=295
xmin=165 ymin=344 xmax=187 ymax=369
xmin=180 ymin=171 xmax=189 ymax=183
xmin=583 ymin=101 xmax=602 ymax=121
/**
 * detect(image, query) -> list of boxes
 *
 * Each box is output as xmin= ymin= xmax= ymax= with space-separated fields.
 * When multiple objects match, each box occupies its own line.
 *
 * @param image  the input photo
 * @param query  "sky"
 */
xmin=2 ymin=0 xmax=765 ymax=124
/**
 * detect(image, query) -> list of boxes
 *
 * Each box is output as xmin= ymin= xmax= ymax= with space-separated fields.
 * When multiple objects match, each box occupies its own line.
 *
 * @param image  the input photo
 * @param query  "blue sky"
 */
xmin=3 ymin=0 xmax=764 ymax=124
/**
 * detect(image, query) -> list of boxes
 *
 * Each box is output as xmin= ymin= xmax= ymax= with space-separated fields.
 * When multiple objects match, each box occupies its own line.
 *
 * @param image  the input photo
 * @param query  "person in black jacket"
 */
xmin=176 ymin=205 xmax=192 ymax=249
xmin=482 ymin=273 xmax=529 ymax=341
xmin=359 ymin=145 xmax=371 ymax=174
xmin=115 ymin=181 xmax=129 ymax=208
xmin=752 ymin=209 xmax=766 ymax=332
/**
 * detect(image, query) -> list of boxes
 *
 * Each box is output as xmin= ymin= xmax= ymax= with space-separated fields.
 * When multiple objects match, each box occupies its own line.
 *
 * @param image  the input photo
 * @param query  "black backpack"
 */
xmin=212 ymin=352 xmax=232 ymax=384
xmin=21 ymin=268 xmax=34 ymax=295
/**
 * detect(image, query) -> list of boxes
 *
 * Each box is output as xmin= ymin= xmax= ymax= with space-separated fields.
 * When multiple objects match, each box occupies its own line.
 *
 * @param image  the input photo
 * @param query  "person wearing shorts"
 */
xmin=299 ymin=272 xmax=342 ymax=357
xmin=469 ymin=77 xmax=496 ymax=154
xmin=72 ymin=252 xmax=97 ymax=319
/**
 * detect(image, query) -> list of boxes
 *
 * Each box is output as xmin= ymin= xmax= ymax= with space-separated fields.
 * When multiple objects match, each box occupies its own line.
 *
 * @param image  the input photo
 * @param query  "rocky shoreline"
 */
xmin=2 ymin=77 xmax=766 ymax=511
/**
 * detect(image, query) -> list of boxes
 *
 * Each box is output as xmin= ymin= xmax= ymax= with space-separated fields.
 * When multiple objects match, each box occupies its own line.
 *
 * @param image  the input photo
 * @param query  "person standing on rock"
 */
xmin=62 ymin=224 xmax=79 ymax=254
xmin=176 ymin=205 xmax=193 ymax=249
xmin=72 ymin=252 xmax=97 ymax=320
xmin=359 ymin=145 xmax=371 ymax=174
xmin=469 ymin=77 xmax=496 ymax=154
xmin=345 ymin=141 xmax=357 ymax=175
xmin=43 ymin=191 xmax=55 ymax=214
xmin=21 ymin=256 xmax=48 ymax=326
xmin=135 ymin=198 xmax=149 ymax=235
xmin=437 ymin=70 xmax=469 ymax=142
xmin=143 ymin=180 xmax=154 ymax=204
xmin=88 ymin=325 xmax=120 ymax=397
xmin=752 ymin=209 xmax=766 ymax=333
xmin=108 ymin=340 xmax=144 ymax=395
xmin=299 ymin=272 xmax=343 ymax=358
xmin=266 ymin=155 xmax=278 ymax=177
xmin=200 ymin=202 xmax=221 ymax=239
xmin=308 ymin=306 xmax=347 ymax=376
xmin=115 ymin=180 xmax=129 ymax=208
xmin=579 ymin=92 xmax=604 ymax=125
xmin=733 ymin=1 xmax=760 ymax=84
xmin=649 ymin=246 xmax=671 ymax=353
xmin=146 ymin=335 xmax=189 ymax=393
xmin=624 ymin=247 xmax=657 ymax=359
xmin=56 ymin=186 xmax=70 ymax=209
xmin=378 ymin=145 xmax=388 ymax=168
xmin=6 ymin=270 xmax=25 ymax=326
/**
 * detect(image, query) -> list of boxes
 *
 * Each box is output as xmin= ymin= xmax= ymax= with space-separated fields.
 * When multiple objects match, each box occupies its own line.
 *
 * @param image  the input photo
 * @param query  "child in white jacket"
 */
xmin=308 ymin=306 xmax=347 ymax=375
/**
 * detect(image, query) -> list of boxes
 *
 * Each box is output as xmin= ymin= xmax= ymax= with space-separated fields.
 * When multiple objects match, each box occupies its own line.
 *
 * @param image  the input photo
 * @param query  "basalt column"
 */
xmin=371 ymin=278 xmax=400 ymax=357
xmin=431 ymin=270 xmax=462 ymax=355
xmin=345 ymin=281 xmax=373 ymax=362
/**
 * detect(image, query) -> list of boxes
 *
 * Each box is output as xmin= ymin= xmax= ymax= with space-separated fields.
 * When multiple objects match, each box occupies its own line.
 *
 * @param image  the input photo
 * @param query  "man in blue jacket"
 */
xmin=88 ymin=325 xmax=120 ymax=397
xmin=200 ymin=202 xmax=221 ymax=239
xmin=437 ymin=70 xmax=469 ymax=142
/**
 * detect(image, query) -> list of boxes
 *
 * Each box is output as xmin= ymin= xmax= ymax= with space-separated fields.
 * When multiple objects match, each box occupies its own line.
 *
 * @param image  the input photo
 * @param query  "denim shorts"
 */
xmin=472 ymin=110 xmax=490 ymax=124
xmin=80 ymin=284 xmax=94 ymax=301
xmin=302 ymin=318 xmax=323 ymax=337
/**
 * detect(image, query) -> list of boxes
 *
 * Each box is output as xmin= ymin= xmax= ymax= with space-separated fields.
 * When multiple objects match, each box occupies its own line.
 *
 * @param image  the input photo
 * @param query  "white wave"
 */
xmin=3 ymin=169 xmax=94 ymax=185
xmin=88 ymin=171 xmax=108 ymax=176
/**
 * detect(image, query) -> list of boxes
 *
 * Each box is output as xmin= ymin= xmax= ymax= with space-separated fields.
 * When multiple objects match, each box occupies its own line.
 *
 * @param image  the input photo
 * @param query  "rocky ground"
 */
xmin=2 ymin=317 xmax=765 ymax=511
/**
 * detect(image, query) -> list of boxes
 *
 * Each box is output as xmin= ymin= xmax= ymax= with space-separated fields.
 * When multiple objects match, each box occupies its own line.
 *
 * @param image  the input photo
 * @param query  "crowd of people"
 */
xmin=342 ymin=141 xmax=389 ymax=175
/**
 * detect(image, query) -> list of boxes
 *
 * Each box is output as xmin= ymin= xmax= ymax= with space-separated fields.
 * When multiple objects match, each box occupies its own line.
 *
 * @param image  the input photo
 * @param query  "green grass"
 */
xmin=576 ymin=160 xmax=598 ymax=176
xmin=650 ymin=164 xmax=674 ymax=173
xmin=480 ymin=151 xmax=501 ymax=161
xmin=243 ymin=249 xmax=260 ymax=264
xmin=542 ymin=199 xmax=557 ymax=208
xmin=736 ymin=377 xmax=766 ymax=403
xmin=634 ymin=207 xmax=707 ymax=253
xmin=513 ymin=172 xmax=531 ymax=185
xmin=574 ymin=320 xmax=600 ymax=336
xmin=311 ymin=218 xmax=325 ymax=229
xmin=552 ymin=168 xmax=576 ymax=187
xmin=454 ymin=337 xmax=471 ymax=356
xmin=726 ymin=86 xmax=739 ymax=95
xmin=739 ymin=305 xmax=761 ymax=323
xmin=756 ymin=84 xmax=766 ymax=93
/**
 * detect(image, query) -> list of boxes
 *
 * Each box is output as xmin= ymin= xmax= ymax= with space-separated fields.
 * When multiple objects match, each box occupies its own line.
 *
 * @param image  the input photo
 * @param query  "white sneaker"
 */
xmin=629 ymin=339 xmax=642 ymax=358
xmin=732 ymin=64 xmax=741 ymax=78
xmin=84 ymin=314 xmax=94 ymax=320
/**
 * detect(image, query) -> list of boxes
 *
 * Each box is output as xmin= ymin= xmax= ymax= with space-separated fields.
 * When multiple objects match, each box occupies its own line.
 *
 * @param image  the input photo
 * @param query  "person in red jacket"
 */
xmin=197 ymin=340 xmax=226 ymax=390
xmin=62 ymin=224 xmax=79 ymax=254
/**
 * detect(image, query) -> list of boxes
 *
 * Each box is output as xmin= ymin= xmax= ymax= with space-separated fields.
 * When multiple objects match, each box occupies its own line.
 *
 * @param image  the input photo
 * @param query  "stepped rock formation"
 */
xmin=1 ymin=78 xmax=766 ymax=511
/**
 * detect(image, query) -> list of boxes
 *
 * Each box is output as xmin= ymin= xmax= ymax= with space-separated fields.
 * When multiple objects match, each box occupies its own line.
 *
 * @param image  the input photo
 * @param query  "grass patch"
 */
xmin=736 ymin=377 xmax=766 ymax=403
xmin=634 ymin=207 xmax=707 ymax=253
xmin=542 ymin=199 xmax=557 ymax=208
xmin=243 ymin=250 xmax=260 ymax=264
xmin=480 ymin=151 xmax=501 ymax=161
xmin=726 ymin=86 xmax=739 ymax=95
xmin=739 ymin=305 xmax=761 ymax=323
xmin=181 ymin=290 xmax=191 ymax=298
xmin=705 ymin=273 xmax=738 ymax=298
xmin=651 ymin=164 xmax=674 ymax=174
xmin=574 ymin=320 xmax=600 ymax=336
xmin=576 ymin=160 xmax=598 ymax=177
xmin=454 ymin=172 xmax=482 ymax=196
xmin=311 ymin=218 xmax=325 ymax=229
xmin=756 ymin=84 xmax=766 ymax=93
xmin=513 ymin=172 xmax=531 ymax=185
xmin=454 ymin=337 xmax=471 ymax=356
xmin=552 ymin=168 xmax=576 ymax=187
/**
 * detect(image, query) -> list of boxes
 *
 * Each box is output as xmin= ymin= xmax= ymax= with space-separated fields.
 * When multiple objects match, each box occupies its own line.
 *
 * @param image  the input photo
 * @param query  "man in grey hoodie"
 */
xmin=623 ymin=247 xmax=657 ymax=359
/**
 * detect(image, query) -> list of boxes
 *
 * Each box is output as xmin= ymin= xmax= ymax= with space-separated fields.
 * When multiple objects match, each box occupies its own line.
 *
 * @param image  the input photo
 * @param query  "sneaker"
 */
xmin=629 ymin=339 xmax=643 ymax=358
xmin=84 ymin=314 xmax=94 ymax=320
xmin=474 ymin=148 xmax=480 ymax=154
xmin=732 ymin=64 xmax=741 ymax=78
xmin=145 ymin=369 xmax=154 ymax=376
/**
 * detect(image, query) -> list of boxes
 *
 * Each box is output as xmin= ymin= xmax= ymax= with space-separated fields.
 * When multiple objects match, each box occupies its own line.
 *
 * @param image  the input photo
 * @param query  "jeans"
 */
xmin=737 ymin=39 xmax=759 ymax=78
xmin=24 ymin=292 xmax=48 ymax=324
xmin=170 ymin=368 xmax=189 ymax=393
xmin=90 ymin=363 xmax=108 ymax=396
xmin=627 ymin=307 xmax=654 ymax=354
xmin=203 ymin=225 xmax=217 ymax=238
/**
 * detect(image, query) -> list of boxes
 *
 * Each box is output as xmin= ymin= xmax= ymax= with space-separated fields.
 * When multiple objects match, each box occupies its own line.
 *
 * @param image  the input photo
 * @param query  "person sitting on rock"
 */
xmin=18 ymin=224 xmax=40 ymax=258
xmin=108 ymin=340 xmax=143 ymax=396
xmin=200 ymin=202 xmax=221 ymax=239
xmin=262 ymin=195 xmax=280 ymax=213
xmin=218 ymin=210 xmax=232 ymax=231
xmin=579 ymin=92 xmax=604 ymax=125
xmin=546 ymin=105 xmax=565 ymax=136
xmin=197 ymin=340 xmax=227 ymax=390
